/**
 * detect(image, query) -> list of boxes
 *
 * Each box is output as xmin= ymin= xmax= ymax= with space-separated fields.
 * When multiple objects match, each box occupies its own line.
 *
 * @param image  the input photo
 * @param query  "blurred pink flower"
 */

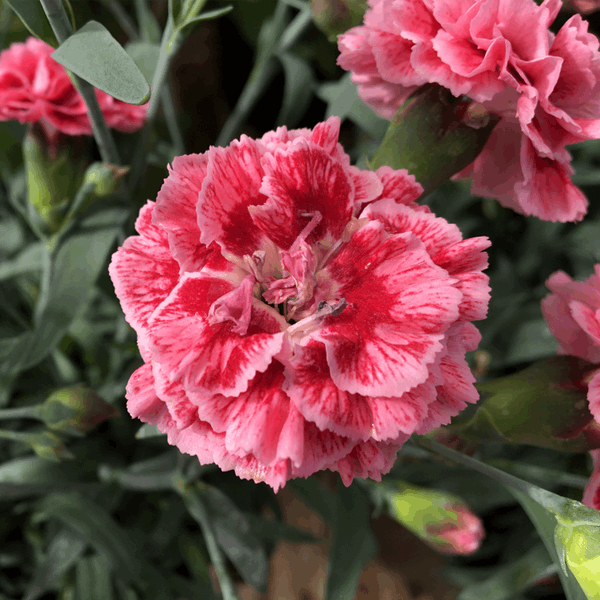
xmin=109 ymin=116 xmax=491 ymax=491
xmin=569 ymin=0 xmax=600 ymax=14
xmin=541 ymin=265 xmax=600 ymax=422
xmin=0 ymin=37 xmax=147 ymax=142
xmin=337 ymin=0 xmax=600 ymax=222
xmin=582 ymin=449 xmax=600 ymax=509
xmin=425 ymin=502 xmax=485 ymax=555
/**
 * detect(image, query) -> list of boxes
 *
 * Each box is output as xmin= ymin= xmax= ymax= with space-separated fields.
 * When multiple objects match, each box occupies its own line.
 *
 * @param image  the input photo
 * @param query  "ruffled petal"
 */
xmin=148 ymin=272 xmax=285 ymax=396
xmin=197 ymin=136 xmax=270 ymax=260
xmin=108 ymin=202 xmax=180 ymax=357
xmin=153 ymin=153 xmax=214 ymax=272
xmin=252 ymin=139 xmax=355 ymax=250
xmin=315 ymin=221 xmax=461 ymax=397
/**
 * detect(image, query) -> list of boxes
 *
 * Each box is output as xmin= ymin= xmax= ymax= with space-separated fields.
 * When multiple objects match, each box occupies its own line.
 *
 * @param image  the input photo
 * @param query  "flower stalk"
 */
xmin=39 ymin=0 xmax=121 ymax=165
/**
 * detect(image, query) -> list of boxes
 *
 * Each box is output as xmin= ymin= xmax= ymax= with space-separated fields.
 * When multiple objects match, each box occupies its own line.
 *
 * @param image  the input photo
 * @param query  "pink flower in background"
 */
xmin=109 ymin=116 xmax=491 ymax=491
xmin=425 ymin=502 xmax=485 ymax=555
xmin=337 ymin=0 xmax=600 ymax=222
xmin=569 ymin=0 xmax=600 ymax=14
xmin=541 ymin=265 xmax=600 ymax=422
xmin=582 ymin=449 xmax=600 ymax=509
xmin=0 ymin=37 xmax=147 ymax=142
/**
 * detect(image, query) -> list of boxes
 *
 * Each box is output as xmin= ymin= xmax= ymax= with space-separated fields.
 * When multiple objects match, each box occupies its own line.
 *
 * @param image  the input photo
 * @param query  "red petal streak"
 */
xmin=197 ymin=136 xmax=269 ymax=259
xmin=252 ymin=140 xmax=354 ymax=250
xmin=317 ymin=221 xmax=462 ymax=397
xmin=153 ymin=153 xmax=213 ymax=272
xmin=373 ymin=166 xmax=424 ymax=205
xmin=287 ymin=341 xmax=437 ymax=441
xmin=149 ymin=273 xmax=285 ymax=396
xmin=108 ymin=202 xmax=180 ymax=355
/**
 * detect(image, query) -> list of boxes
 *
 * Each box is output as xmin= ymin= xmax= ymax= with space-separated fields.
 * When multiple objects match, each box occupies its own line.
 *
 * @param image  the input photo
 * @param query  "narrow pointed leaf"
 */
xmin=4 ymin=0 xmax=57 ymax=47
xmin=51 ymin=21 xmax=150 ymax=105
xmin=326 ymin=482 xmax=378 ymax=600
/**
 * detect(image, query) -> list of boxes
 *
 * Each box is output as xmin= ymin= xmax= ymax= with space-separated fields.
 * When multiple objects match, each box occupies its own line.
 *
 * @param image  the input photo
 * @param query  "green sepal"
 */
xmin=23 ymin=125 xmax=85 ymax=234
xmin=370 ymin=84 xmax=500 ymax=197
xmin=448 ymin=356 xmax=600 ymax=453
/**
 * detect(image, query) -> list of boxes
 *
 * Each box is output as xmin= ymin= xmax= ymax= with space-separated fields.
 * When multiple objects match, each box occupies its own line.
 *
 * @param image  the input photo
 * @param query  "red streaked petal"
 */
xmin=417 ymin=323 xmax=481 ymax=433
xmin=317 ymin=221 xmax=462 ymax=397
xmin=373 ymin=166 xmax=424 ymax=205
xmin=108 ymin=202 xmax=180 ymax=353
xmin=286 ymin=341 xmax=438 ymax=441
xmin=588 ymin=370 xmax=600 ymax=424
xmin=363 ymin=198 xmax=491 ymax=321
xmin=126 ymin=363 xmax=173 ymax=427
xmin=334 ymin=438 xmax=405 ymax=486
xmin=197 ymin=136 xmax=269 ymax=259
xmin=153 ymin=153 xmax=214 ymax=272
xmin=252 ymin=139 xmax=355 ymax=250
xmin=153 ymin=362 xmax=200 ymax=429
xmin=191 ymin=362 xmax=296 ymax=466
xmin=149 ymin=272 xmax=285 ymax=396
xmin=349 ymin=166 xmax=384 ymax=212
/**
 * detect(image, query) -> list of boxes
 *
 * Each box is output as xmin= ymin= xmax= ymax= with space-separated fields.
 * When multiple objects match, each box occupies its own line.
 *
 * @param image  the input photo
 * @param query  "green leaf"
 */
xmin=317 ymin=73 xmax=389 ymax=139
xmin=33 ymin=493 xmax=146 ymax=587
xmin=0 ymin=243 xmax=42 ymax=281
xmin=76 ymin=554 xmax=114 ymax=600
xmin=457 ymin=544 xmax=554 ymax=600
xmin=197 ymin=482 xmax=269 ymax=591
xmin=0 ymin=207 xmax=128 ymax=377
xmin=276 ymin=53 xmax=314 ymax=128
xmin=24 ymin=529 xmax=87 ymax=600
xmin=135 ymin=423 xmax=166 ymax=439
xmin=51 ymin=21 xmax=150 ymax=105
xmin=133 ymin=0 xmax=162 ymax=44
xmin=325 ymin=482 xmax=378 ymax=600
xmin=125 ymin=41 xmax=161 ymax=85
xmin=415 ymin=438 xmax=596 ymax=600
xmin=4 ymin=0 xmax=57 ymax=47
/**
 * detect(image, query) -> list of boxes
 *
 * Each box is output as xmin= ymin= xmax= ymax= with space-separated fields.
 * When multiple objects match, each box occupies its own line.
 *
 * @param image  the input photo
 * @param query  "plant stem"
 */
xmin=128 ymin=17 xmax=183 ymax=192
xmin=161 ymin=84 xmax=185 ymax=156
xmin=0 ymin=406 xmax=37 ymax=421
xmin=39 ymin=0 xmax=121 ymax=165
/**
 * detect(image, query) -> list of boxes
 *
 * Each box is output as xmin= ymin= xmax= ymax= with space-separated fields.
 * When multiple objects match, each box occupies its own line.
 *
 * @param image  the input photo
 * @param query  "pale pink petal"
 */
xmin=392 ymin=0 xmax=439 ymax=43
xmin=588 ymin=371 xmax=600 ymax=423
xmin=108 ymin=202 xmax=180 ymax=353
xmin=570 ymin=301 xmax=600 ymax=347
xmin=370 ymin=30 xmax=424 ymax=85
xmin=514 ymin=139 xmax=588 ymax=222
xmin=197 ymin=136 xmax=269 ymax=260
xmin=252 ymin=139 xmax=354 ymax=250
xmin=148 ymin=272 xmax=285 ymax=396
xmin=126 ymin=363 xmax=173 ymax=428
xmin=153 ymin=154 xmax=214 ymax=272
xmin=349 ymin=166 xmax=384 ymax=212
xmin=315 ymin=221 xmax=461 ymax=397
xmin=152 ymin=363 xmax=199 ymax=429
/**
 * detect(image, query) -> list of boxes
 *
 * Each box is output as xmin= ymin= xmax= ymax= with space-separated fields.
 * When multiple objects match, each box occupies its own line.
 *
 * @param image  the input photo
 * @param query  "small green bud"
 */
xmin=36 ymin=386 xmax=119 ymax=436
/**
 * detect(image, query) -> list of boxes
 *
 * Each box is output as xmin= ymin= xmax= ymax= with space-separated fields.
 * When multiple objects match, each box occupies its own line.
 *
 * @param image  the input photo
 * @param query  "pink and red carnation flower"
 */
xmin=337 ymin=0 xmax=600 ymax=222
xmin=0 ymin=37 xmax=147 ymax=141
xmin=109 ymin=117 xmax=491 ymax=491
xmin=541 ymin=265 xmax=600 ymax=509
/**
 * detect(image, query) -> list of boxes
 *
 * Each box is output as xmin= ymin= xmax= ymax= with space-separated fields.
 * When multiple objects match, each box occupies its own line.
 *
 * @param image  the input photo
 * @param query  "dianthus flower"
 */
xmin=583 ymin=449 xmax=600 ymax=510
xmin=109 ymin=117 xmax=491 ymax=491
xmin=337 ymin=0 xmax=600 ymax=222
xmin=0 ymin=37 xmax=147 ymax=142
xmin=542 ymin=265 xmax=600 ymax=423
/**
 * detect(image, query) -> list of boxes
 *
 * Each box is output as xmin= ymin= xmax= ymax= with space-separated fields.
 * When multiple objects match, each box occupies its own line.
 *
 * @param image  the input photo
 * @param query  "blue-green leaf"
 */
xmin=4 ymin=0 xmax=56 ymax=47
xmin=51 ymin=21 xmax=150 ymax=105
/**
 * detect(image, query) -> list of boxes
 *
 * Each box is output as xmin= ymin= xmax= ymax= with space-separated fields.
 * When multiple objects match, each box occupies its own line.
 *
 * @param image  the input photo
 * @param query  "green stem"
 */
xmin=216 ymin=1 xmax=289 ymax=147
xmin=39 ymin=0 xmax=121 ymax=165
xmin=128 ymin=17 xmax=182 ymax=192
xmin=0 ymin=406 xmax=37 ymax=421
xmin=161 ymin=83 xmax=185 ymax=156
xmin=99 ymin=0 xmax=139 ymax=40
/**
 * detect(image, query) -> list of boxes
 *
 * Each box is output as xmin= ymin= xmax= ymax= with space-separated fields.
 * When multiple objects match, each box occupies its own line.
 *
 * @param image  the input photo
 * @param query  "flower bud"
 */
xmin=36 ymin=386 xmax=119 ymax=436
xmin=386 ymin=482 xmax=484 ymax=555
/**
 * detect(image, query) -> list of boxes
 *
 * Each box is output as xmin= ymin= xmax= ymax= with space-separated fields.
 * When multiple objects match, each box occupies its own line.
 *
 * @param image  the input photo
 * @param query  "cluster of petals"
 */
xmin=337 ymin=0 xmax=600 ymax=222
xmin=541 ymin=266 xmax=600 ymax=510
xmin=0 ymin=37 xmax=147 ymax=141
xmin=109 ymin=116 xmax=491 ymax=491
